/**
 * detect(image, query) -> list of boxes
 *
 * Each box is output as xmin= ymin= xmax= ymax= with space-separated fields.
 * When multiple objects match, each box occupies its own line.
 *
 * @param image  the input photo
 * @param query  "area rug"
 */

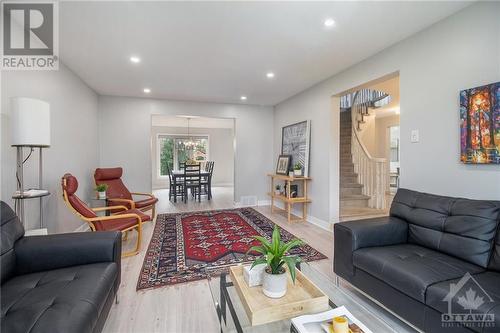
xmin=137 ymin=207 xmax=327 ymax=290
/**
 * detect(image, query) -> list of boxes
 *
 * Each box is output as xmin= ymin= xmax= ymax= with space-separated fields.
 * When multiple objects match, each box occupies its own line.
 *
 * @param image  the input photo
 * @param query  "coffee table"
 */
xmin=206 ymin=262 xmax=417 ymax=333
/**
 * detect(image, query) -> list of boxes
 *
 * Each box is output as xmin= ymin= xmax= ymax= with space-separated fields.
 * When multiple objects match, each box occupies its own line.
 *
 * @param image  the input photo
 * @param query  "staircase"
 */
xmin=340 ymin=110 xmax=370 ymax=208
xmin=340 ymin=89 xmax=391 ymax=211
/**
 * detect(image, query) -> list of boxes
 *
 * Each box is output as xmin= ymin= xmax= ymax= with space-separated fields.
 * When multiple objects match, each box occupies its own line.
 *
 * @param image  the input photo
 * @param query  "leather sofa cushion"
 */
xmin=0 ymin=202 xmax=24 ymax=284
xmin=390 ymin=189 xmax=500 ymax=268
xmin=489 ymin=230 xmax=500 ymax=272
xmin=1 ymin=262 xmax=117 ymax=333
xmin=353 ymin=244 xmax=484 ymax=303
xmin=426 ymin=272 xmax=500 ymax=333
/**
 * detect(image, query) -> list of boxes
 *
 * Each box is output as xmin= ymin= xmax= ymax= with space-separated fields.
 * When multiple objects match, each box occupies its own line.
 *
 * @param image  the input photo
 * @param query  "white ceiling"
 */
xmin=152 ymin=115 xmax=234 ymax=129
xmin=59 ymin=1 xmax=471 ymax=106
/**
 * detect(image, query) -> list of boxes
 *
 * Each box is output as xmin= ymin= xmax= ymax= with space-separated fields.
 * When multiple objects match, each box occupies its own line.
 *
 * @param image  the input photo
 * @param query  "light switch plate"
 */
xmin=411 ymin=130 xmax=419 ymax=143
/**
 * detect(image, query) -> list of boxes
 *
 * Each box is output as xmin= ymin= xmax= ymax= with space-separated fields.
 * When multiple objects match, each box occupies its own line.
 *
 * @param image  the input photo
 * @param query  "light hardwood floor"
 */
xmin=102 ymin=187 xmax=413 ymax=333
xmin=102 ymin=187 xmax=333 ymax=333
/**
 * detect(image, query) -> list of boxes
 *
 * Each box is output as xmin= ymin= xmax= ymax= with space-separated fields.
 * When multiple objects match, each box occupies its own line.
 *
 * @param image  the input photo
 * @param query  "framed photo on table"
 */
xmin=276 ymin=155 xmax=291 ymax=175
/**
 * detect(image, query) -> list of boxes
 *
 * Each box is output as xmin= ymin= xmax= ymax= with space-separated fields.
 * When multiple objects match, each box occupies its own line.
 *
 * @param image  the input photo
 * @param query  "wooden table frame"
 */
xmin=267 ymin=174 xmax=311 ymax=223
xmin=171 ymin=170 xmax=211 ymax=203
xmin=212 ymin=263 xmax=335 ymax=333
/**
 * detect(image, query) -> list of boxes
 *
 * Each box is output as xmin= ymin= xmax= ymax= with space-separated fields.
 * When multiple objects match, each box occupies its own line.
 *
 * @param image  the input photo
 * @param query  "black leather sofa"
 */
xmin=1 ymin=201 xmax=121 ymax=333
xmin=334 ymin=189 xmax=500 ymax=333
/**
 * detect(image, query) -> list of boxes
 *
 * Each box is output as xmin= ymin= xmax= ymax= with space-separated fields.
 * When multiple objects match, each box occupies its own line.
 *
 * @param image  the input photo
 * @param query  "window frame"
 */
xmin=156 ymin=133 xmax=210 ymax=179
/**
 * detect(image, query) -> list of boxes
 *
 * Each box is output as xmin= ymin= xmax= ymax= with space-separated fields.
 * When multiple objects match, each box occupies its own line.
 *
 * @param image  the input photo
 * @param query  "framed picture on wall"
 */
xmin=460 ymin=81 xmax=500 ymax=164
xmin=281 ymin=120 xmax=311 ymax=176
xmin=276 ymin=155 xmax=291 ymax=175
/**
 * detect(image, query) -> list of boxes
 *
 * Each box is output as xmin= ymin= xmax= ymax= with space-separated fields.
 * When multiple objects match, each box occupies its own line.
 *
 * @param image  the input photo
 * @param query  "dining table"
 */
xmin=171 ymin=170 xmax=211 ymax=203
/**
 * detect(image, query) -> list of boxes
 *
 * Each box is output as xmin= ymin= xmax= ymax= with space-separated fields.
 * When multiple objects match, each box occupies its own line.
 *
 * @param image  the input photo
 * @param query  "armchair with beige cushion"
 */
xmin=94 ymin=167 xmax=158 ymax=218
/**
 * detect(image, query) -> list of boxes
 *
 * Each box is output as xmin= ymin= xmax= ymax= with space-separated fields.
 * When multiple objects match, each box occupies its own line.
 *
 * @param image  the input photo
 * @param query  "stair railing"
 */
xmin=350 ymin=93 xmax=388 ymax=209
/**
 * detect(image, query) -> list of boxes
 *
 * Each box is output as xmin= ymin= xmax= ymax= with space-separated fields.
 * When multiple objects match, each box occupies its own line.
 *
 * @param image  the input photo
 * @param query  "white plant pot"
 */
xmin=294 ymin=169 xmax=302 ymax=176
xmin=262 ymin=270 xmax=287 ymax=298
xmin=275 ymin=190 xmax=281 ymax=195
xmin=98 ymin=191 xmax=106 ymax=199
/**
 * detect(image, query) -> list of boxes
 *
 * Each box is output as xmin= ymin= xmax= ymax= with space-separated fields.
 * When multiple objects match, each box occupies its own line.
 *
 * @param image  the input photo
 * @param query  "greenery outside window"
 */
xmin=158 ymin=135 xmax=208 ymax=177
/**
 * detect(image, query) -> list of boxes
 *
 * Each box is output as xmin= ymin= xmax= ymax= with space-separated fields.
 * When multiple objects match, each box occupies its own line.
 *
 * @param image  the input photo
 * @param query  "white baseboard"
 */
xmin=269 ymin=201 xmax=332 ymax=232
xmin=74 ymin=223 xmax=90 ymax=233
xmin=307 ymin=215 xmax=333 ymax=232
xmin=234 ymin=199 xmax=270 ymax=208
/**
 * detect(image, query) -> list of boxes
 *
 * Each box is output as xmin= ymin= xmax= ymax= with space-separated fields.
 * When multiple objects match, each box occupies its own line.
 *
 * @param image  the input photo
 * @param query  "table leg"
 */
xmin=287 ymin=203 xmax=291 ymax=222
xmin=173 ymin=175 xmax=177 ymax=203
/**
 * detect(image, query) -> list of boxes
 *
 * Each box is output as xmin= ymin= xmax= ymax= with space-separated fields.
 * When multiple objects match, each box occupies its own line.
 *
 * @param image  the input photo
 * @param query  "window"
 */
xmin=158 ymin=135 xmax=208 ymax=177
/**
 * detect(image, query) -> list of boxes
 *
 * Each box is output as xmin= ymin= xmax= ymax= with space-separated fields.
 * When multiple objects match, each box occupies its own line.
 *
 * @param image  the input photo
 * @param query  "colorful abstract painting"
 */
xmin=460 ymin=82 xmax=500 ymax=164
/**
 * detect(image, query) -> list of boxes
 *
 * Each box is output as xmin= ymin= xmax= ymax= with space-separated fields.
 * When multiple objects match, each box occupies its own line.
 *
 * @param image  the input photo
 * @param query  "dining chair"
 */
xmin=62 ymin=173 xmax=150 ymax=257
xmin=183 ymin=164 xmax=201 ymax=203
xmin=200 ymin=161 xmax=214 ymax=200
xmin=167 ymin=165 xmax=185 ymax=202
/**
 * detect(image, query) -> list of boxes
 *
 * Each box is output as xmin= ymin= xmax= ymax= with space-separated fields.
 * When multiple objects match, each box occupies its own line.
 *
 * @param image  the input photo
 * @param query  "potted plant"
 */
xmin=275 ymin=184 xmax=281 ymax=196
xmin=248 ymin=225 xmax=303 ymax=298
xmin=95 ymin=184 xmax=108 ymax=199
xmin=293 ymin=163 xmax=302 ymax=176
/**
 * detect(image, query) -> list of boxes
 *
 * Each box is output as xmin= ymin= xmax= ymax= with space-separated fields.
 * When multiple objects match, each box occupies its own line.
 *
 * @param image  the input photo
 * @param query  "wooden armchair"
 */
xmin=62 ymin=173 xmax=150 ymax=257
xmin=94 ymin=167 xmax=158 ymax=218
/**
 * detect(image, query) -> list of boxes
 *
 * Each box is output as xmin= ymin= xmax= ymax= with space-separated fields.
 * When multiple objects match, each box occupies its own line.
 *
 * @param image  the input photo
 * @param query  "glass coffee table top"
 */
xmin=205 ymin=262 xmax=417 ymax=333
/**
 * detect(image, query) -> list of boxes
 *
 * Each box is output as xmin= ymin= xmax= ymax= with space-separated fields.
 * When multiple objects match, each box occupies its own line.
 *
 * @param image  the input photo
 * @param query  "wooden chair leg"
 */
xmin=122 ymin=224 xmax=142 ymax=257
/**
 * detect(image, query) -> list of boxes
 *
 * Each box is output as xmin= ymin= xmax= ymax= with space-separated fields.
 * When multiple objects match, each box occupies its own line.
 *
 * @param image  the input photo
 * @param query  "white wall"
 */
xmin=1 ymin=63 xmax=99 ymax=233
xmin=151 ymin=126 xmax=235 ymax=188
xmin=274 ymin=2 xmax=500 ymax=225
xmin=98 ymin=96 xmax=273 ymax=203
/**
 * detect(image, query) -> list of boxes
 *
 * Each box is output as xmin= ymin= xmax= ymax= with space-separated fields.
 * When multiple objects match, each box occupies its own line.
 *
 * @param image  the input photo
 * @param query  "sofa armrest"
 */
xmin=14 ymin=231 xmax=121 ymax=276
xmin=334 ymin=216 xmax=408 ymax=278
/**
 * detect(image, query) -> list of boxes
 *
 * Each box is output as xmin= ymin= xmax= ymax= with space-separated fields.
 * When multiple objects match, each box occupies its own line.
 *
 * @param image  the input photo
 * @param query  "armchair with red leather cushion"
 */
xmin=94 ymin=167 xmax=158 ymax=218
xmin=62 ymin=173 xmax=150 ymax=257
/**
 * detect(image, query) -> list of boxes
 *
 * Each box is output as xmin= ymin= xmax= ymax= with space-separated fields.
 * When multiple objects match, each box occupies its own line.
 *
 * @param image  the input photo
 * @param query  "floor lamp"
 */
xmin=11 ymin=97 xmax=51 ymax=229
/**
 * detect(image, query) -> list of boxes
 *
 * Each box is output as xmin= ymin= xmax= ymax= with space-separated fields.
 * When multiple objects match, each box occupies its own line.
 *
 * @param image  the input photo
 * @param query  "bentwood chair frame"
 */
xmin=62 ymin=176 xmax=143 ymax=257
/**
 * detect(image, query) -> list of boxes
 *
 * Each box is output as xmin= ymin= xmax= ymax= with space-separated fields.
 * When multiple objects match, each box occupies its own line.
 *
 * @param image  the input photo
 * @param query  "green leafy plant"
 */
xmin=275 ymin=184 xmax=281 ymax=191
xmin=293 ymin=163 xmax=302 ymax=170
xmin=248 ymin=225 xmax=304 ymax=283
xmin=95 ymin=184 xmax=108 ymax=192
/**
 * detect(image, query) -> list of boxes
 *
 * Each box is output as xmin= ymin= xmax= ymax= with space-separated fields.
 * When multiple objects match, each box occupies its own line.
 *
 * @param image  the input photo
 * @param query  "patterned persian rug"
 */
xmin=137 ymin=207 xmax=327 ymax=290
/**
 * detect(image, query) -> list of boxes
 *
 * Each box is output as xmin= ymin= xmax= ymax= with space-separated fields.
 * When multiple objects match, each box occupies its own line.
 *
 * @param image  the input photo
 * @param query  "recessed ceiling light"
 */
xmin=266 ymin=72 xmax=275 ymax=79
xmin=240 ymin=96 xmax=247 ymax=101
xmin=143 ymin=88 xmax=151 ymax=93
xmin=130 ymin=56 xmax=141 ymax=63
xmin=324 ymin=18 xmax=335 ymax=28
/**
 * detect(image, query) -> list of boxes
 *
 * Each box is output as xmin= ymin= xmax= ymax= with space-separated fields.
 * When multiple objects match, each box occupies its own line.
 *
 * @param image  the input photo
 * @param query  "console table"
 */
xmin=267 ymin=174 xmax=311 ymax=223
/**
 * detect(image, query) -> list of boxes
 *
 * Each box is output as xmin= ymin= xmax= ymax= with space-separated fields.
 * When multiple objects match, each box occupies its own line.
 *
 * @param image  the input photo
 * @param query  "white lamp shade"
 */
xmin=11 ymin=97 xmax=51 ymax=147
